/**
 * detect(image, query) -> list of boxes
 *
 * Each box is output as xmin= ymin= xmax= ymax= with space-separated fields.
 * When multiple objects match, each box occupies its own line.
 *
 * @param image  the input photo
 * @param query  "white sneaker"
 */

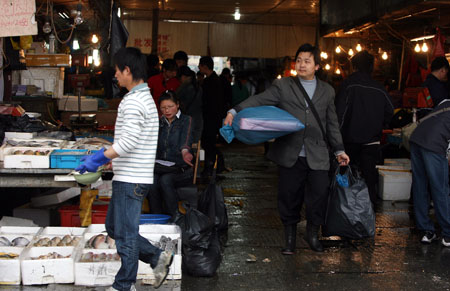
xmin=443 ymin=237 xmax=450 ymax=247
xmin=153 ymin=251 xmax=174 ymax=289
xmin=421 ymin=231 xmax=437 ymax=243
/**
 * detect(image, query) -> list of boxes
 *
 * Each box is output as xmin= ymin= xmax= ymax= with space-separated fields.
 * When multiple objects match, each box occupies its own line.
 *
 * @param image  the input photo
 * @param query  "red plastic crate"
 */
xmin=59 ymin=205 xmax=108 ymax=227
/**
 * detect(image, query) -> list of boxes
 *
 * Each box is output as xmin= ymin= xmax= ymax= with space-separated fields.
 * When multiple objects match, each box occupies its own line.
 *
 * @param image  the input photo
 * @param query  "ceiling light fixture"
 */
xmin=414 ymin=43 xmax=421 ymax=52
xmin=356 ymin=43 xmax=362 ymax=52
xmin=91 ymin=34 xmax=98 ymax=44
xmin=348 ymin=48 xmax=354 ymax=56
xmin=42 ymin=16 xmax=52 ymax=34
xmin=73 ymin=3 xmax=83 ymax=25
xmin=421 ymin=42 xmax=428 ymax=52
xmin=335 ymin=46 xmax=341 ymax=53
xmin=325 ymin=64 xmax=331 ymax=70
xmin=234 ymin=9 xmax=241 ymax=20
xmin=410 ymin=35 xmax=434 ymax=42
xmin=73 ymin=38 xmax=80 ymax=50
xmin=382 ymin=52 xmax=388 ymax=60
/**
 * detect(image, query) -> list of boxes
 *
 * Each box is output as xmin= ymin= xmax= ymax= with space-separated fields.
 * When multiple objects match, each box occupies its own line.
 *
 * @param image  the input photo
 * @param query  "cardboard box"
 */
xmin=378 ymin=170 xmax=412 ymax=201
xmin=58 ymin=96 xmax=98 ymax=112
xmin=25 ymin=54 xmax=71 ymax=67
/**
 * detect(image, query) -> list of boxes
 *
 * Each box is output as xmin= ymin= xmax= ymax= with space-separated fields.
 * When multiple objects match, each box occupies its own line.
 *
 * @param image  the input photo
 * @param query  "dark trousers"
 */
xmin=147 ymin=169 xmax=193 ymax=217
xmin=278 ymin=157 xmax=329 ymax=226
xmin=201 ymin=121 xmax=223 ymax=173
xmin=345 ymin=143 xmax=380 ymax=205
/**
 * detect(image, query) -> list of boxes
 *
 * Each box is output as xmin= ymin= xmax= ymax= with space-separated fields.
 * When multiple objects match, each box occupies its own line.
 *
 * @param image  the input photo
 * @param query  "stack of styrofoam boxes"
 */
xmin=138 ymin=224 xmax=182 ymax=284
xmin=377 ymin=158 xmax=412 ymax=201
xmin=74 ymin=224 xmax=121 ymax=286
xmin=20 ymin=227 xmax=85 ymax=285
xmin=0 ymin=226 xmax=41 ymax=285
xmin=74 ymin=224 xmax=182 ymax=286
xmin=20 ymin=67 xmax=65 ymax=98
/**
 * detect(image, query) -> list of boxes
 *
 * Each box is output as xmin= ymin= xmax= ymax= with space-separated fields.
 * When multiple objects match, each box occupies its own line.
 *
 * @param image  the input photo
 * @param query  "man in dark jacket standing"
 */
xmin=198 ymin=56 xmax=226 ymax=177
xmin=423 ymin=56 xmax=450 ymax=107
xmin=335 ymin=50 xmax=394 ymax=206
xmin=410 ymin=99 xmax=450 ymax=247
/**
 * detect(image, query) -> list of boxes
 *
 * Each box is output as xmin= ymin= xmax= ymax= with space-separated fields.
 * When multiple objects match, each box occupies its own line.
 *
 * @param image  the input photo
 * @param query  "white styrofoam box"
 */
xmin=74 ymin=249 xmax=121 ymax=286
xmin=0 ymin=226 xmax=41 ymax=235
xmin=137 ymin=225 xmax=182 ymax=281
xmin=21 ymin=246 xmax=75 ymax=285
xmin=3 ymin=147 xmax=51 ymax=169
xmin=30 ymin=188 xmax=81 ymax=207
xmin=20 ymin=67 xmax=65 ymax=98
xmin=378 ymin=170 xmax=412 ymax=201
xmin=40 ymin=227 xmax=86 ymax=236
xmin=4 ymin=132 xmax=36 ymax=139
xmin=0 ymin=234 xmax=34 ymax=247
xmin=85 ymin=224 xmax=107 ymax=234
xmin=0 ymin=138 xmax=65 ymax=162
xmin=57 ymin=96 xmax=98 ymax=112
xmin=0 ymin=246 xmax=24 ymax=285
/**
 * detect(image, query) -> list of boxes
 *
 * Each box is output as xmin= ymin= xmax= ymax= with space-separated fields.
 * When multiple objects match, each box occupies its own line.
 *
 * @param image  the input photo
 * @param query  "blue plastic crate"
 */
xmin=50 ymin=149 xmax=89 ymax=169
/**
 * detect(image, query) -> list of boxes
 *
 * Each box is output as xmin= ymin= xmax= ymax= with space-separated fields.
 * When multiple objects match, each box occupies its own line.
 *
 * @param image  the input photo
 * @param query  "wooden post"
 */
xmin=398 ymin=40 xmax=405 ymax=91
xmin=151 ymin=8 xmax=159 ymax=55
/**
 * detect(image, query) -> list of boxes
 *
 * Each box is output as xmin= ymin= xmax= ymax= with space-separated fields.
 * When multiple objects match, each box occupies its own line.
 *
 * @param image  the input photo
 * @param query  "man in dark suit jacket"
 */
xmin=224 ymin=43 xmax=350 ymax=253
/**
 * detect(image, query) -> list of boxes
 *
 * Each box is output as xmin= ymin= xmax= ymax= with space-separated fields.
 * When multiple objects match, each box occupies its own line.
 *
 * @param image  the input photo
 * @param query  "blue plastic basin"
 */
xmin=139 ymin=214 xmax=171 ymax=224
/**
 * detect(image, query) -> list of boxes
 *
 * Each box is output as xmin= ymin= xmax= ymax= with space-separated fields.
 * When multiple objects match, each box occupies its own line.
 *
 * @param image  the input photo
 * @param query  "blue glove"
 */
xmin=75 ymin=148 xmax=111 ymax=174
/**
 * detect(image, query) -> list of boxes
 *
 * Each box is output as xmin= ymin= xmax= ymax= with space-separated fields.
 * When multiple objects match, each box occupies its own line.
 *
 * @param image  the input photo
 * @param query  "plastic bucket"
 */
xmin=139 ymin=214 xmax=171 ymax=224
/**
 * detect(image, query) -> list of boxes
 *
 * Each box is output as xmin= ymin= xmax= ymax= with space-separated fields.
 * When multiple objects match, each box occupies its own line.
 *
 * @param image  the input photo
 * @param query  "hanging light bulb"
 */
xmin=335 ymin=68 xmax=341 ymax=74
xmin=91 ymin=34 xmax=98 ymax=44
xmin=73 ymin=38 xmax=80 ymax=50
xmin=348 ymin=48 xmax=354 ymax=56
xmin=277 ymin=74 xmax=282 ymax=79
xmin=42 ymin=16 xmax=52 ymax=34
xmin=74 ymin=3 xmax=84 ymax=25
xmin=382 ymin=51 xmax=388 ymax=60
xmin=325 ymin=64 xmax=331 ymax=70
xmin=414 ymin=43 xmax=421 ymax=52
xmin=356 ymin=43 xmax=362 ymax=52
xmin=320 ymin=52 xmax=328 ymax=59
xmin=421 ymin=42 xmax=428 ymax=52
xmin=290 ymin=69 xmax=297 ymax=76
xmin=234 ymin=9 xmax=241 ymax=20
xmin=335 ymin=46 xmax=341 ymax=53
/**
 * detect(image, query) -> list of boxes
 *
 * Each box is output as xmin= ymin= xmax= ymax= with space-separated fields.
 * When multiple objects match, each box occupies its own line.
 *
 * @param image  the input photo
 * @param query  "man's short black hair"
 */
xmin=113 ymin=47 xmax=147 ymax=82
xmin=351 ymin=50 xmax=374 ymax=74
xmin=221 ymin=68 xmax=231 ymax=76
xmin=162 ymin=58 xmax=178 ymax=72
xmin=147 ymin=54 xmax=159 ymax=67
xmin=173 ymin=50 xmax=188 ymax=63
xmin=199 ymin=56 xmax=214 ymax=70
xmin=295 ymin=43 xmax=320 ymax=66
xmin=431 ymin=56 xmax=450 ymax=72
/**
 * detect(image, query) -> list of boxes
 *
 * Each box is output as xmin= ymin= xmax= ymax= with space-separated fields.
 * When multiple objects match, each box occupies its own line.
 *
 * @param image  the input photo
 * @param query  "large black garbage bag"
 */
xmin=198 ymin=173 xmax=228 ymax=231
xmin=323 ymin=166 xmax=375 ymax=239
xmin=182 ymin=231 xmax=222 ymax=277
xmin=174 ymin=208 xmax=214 ymax=249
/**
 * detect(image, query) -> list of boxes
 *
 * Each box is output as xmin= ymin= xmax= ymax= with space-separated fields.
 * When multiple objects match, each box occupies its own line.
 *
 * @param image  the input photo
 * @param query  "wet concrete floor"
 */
xmin=4 ymin=143 xmax=450 ymax=290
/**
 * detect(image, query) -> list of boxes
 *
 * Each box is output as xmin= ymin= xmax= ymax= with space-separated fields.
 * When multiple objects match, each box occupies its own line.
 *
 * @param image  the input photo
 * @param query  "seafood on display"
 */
xmin=0 ymin=236 xmax=30 ymax=247
xmin=80 ymin=252 xmax=121 ymax=262
xmin=31 ymin=252 xmax=71 ymax=260
xmin=33 ymin=235 xmax=80 ymax=247
xmin=151 ymin=235 xmax=178 ymax=253
xmin=0 ymin=252 xmax=19 ymax=260
xmin=86 ymin=234 xmax=116 ymax=249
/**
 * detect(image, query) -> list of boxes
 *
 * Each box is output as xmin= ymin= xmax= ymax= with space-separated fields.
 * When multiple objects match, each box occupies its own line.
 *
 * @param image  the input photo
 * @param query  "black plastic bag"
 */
xmin=198 ymin=173 xmax=228 ymax=231
xmin=174 ymin=207 xmax=214 ymax=249
xmin=182 ymin=231 xmax=222 ymax=277
xmin=323 ymin=166 xmax=375 ymax=239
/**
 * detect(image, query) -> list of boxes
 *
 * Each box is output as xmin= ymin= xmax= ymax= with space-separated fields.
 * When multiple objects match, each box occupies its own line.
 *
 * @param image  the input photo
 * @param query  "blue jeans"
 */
xmin=411 ymin=143 xmax=450 ymax=237
xmin=106 ymin=181 xmax=162 ymax=291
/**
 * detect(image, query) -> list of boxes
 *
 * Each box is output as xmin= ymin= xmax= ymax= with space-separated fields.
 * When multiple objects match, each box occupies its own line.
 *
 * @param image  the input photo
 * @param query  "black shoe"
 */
xmin=304 ymin=223 xmax=324 ymax=252
xmin=421 ymin=231 xmax=438 ymax=244
xmin=281 ymin=224 xmax=296 ymax=255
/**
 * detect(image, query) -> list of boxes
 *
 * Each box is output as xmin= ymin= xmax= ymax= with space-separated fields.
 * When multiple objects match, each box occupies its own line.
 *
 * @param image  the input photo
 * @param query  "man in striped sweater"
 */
xmin=76 ymin=47 xmax=173 ymax=291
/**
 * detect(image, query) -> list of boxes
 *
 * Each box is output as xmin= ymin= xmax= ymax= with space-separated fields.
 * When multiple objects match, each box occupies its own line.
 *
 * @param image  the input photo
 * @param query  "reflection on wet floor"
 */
xmin=8 ymin=143 xmax=450 ymax=290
